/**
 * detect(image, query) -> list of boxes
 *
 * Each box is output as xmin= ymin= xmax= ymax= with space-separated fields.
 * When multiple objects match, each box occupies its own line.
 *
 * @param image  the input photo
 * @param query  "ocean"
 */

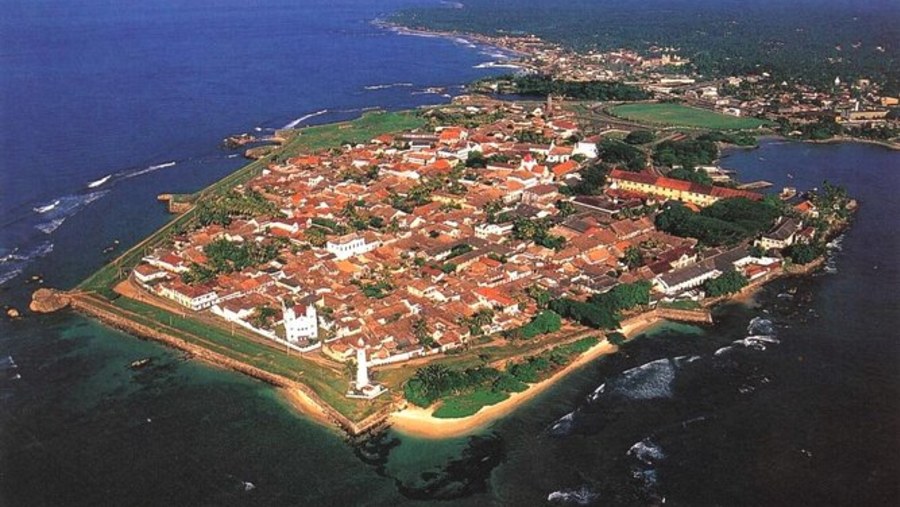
xmin=1 ymin=1 xmax=899 ymax=505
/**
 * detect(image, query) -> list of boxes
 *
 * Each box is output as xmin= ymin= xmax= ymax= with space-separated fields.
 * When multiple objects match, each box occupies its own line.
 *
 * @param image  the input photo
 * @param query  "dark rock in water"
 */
xmin=29 ymin=288 xmax=71 ymax=313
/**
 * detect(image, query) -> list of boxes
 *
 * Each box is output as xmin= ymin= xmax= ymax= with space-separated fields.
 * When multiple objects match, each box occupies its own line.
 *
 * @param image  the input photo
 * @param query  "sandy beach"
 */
xmin=390 ymin=315 xmax=663 ymax=439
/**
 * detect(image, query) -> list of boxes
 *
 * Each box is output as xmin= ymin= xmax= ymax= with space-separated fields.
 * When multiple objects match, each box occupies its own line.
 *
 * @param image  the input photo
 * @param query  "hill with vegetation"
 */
xmin=392 ymin=0 xmax=899 ymax=93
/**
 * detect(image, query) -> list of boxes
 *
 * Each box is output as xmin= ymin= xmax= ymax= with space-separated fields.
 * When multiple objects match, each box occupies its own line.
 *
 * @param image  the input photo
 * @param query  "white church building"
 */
xmin=282 ymin=302 xmax=318 ymax=343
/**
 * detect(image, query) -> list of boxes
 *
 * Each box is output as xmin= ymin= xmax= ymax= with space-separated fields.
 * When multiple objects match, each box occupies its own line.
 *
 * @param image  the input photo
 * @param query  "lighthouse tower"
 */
xmin=355 ymin=338 xmax=369 ymax=389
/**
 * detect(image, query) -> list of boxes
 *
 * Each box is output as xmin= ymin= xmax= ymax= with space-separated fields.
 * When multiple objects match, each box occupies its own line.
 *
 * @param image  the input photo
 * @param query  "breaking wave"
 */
xmin=283 ymin=110 xmax=329 ymax=129
xmin=0 ymin=242 xmax=54 ymax=286
xmin=120 ymin=161 xmax=176 ymax=179
xmin=35 ymin=217 xmax=66 ymax=234
xmin=747 ymin=317 xmax=774 ymax=336
xmin=547 ymin=485 xmax=600 ymax=505
xmin=32 ymin=190 xmax=108 ymax=231
xmin=590 ymin=355 xmax=699 ymax=402
xmin=363 ymin=82 xmax=413 ymax=91
xmin=86 ymin=174 xmax=112 ymax=188
xmin=628 ymin=438 xmax=666 ymax=466
xmin=549 ymin=411 xmax=576 ymax=436
xmin=32 ymin=200 xmax=60 ymax=214
xmin=474 ymin=61 xmax=523 ymax=69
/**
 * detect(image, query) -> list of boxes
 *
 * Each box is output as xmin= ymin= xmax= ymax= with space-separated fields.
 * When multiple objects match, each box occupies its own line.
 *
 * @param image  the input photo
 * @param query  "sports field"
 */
xmin=609 ymin=103 xmax=769 ymax=129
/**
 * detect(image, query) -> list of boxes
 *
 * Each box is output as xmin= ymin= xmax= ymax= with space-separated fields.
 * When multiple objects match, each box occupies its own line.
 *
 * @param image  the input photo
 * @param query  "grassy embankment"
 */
xmin=76 ymin=111 xmax=425 ymax=422
xmin=608 ymin=103 xmax=770 ymax=130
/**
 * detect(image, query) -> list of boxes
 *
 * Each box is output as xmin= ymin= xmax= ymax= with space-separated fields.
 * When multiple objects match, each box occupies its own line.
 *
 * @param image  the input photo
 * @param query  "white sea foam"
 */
xmin=549 ymin=411 xmax=576 ymax=435
xmin=628 ymin=438 xmax=666 ymax=465
xmin=363 ymin=82 xmax=413 ymax=91
xmin=547 ymin=485 xmax=600 ymax=505
xmin=0 ymin=242 xmax=53 ymax=286
xmin=732 ymin=335 xmax=780 ymax=351
xmin=747 ymin=317 xmax=775 ymax=336
xmin=86 ymin=174 xmax=112 ymax=188
xmin=608 ymin=358 xmax=679 ymax=400
xmin=122 ymin=161 xmax=176 ymax=179
xmin=35 ymin=217 xmax=66 ymax=234
xmin=473 ymin=61 xmax=523 ymax=69
xmin=283 ymin=110 xmax=329 ymax=129
xmin=714 ymin=345 xmax=734 ymax=356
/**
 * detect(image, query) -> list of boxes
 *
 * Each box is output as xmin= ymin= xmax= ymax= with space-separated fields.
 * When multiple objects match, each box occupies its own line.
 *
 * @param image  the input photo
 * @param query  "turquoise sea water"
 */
xmin=1 ymin=0 xmax=899 ymax=504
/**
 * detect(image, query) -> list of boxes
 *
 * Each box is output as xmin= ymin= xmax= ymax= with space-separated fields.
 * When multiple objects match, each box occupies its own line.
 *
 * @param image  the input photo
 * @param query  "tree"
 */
xmin=555 ymin=199 xmax=577 ymax=218
xmin=305 ymin=227 xmax=328 ymax=247
xmin=607 ymin=332 xmax=627 ymax=347
xmin=624 ymin=130 xmax=655 ymax=145
xmin=668 ymin=167 xmax=713 ymax=185
xmin=413 ymin=317 xmax=435 ymax=348
xmin=703 ymin=270 xmax=748 ymax=297
xmin=517 ymin=310 xmax=562 ymax=339
xmin=786 ymin=243 xmax=823 ymax=265
xmin=526 ymin=284 xmax=552 ymax=309
xmin=623 ymin=246 xmax=644 ymax=270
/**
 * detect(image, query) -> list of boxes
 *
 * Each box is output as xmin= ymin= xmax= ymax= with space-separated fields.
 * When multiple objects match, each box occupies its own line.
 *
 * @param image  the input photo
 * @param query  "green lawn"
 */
xmin=608 ymin=103 xmax=769 ymax=130
xmin=280 ymin=110 xmax=426 ymax=154
xmin=432 ymin=389 xmax=510 ymax=418
xmin=658 ymin=299 xmax=702 ymax=310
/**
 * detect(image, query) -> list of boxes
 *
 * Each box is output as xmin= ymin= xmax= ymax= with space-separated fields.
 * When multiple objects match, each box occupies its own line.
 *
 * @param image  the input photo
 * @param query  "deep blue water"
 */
xmin=1 ymin=1 xmax=899 ymax=505
xmin=0 ymin=0 xmax=512 ymax=290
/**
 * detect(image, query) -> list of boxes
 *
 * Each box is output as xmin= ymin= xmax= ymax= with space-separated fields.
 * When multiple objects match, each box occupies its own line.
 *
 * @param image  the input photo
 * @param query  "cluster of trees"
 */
xmin=667 ymin=167 xmax=713 ymax=185
xmin=786 ymin=243 xmax=824 ymax=265
xmin=624 ymin=130 xmax=656 ymax=145
xmin=568 ymin=163 xmax=609 ymax=195
xmin=460 ymin=308 xmax=495 ymax=336
xmin=703 ymin=270 xmax=749 ymax=297
xmin=597 ymin=140 xmax=645 ymax=171
xmin=181 ymin=238 xmax=279 ymax=283
xmin=404 ymin=364 xmax=503 ymax=408
xmin=465 ymin=150 xmax=510 ymax=169
xmin=811 ymin=181 xmax=852 ymax=221
xmin=512 ymin=310 xmax=562 ymax=339
xmin=656 ymin=198 xmax=781 ymax=246
xmin=501 ymin=75 xmax=650 ymax=101
xmin=793 ymin=118 xmax=844 ymax=140
xmin=700 ymin=131 xmax=758 ymax=147
xmin=512 ymin=218 xmax=566 ymax=250
xmin=404 ymin=336 xmax=600 ymax=407
xmin=549 ymin=281 xmax=651 ymax=330
xmin=196 ymin=190 xmax=279 ymax=227
xmin=653 ymin=138 xmax=719 ymax=169
xmin=359 ymin=280 xmax=393 ymax=299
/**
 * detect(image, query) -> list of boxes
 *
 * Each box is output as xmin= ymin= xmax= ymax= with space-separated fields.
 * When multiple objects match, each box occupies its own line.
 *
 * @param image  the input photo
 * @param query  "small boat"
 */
xmin=130 ymin=358 xmax=151 ymax=369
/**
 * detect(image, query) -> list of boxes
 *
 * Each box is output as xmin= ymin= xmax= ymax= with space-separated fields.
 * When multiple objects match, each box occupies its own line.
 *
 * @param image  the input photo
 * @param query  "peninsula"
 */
xmin=51 ymin=30 xmax=861 ymax=438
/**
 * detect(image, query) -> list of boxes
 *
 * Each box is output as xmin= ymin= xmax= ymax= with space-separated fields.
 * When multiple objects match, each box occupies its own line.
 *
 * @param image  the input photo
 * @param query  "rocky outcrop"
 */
xmin=29 ymin=288 xmax=71 ymax=313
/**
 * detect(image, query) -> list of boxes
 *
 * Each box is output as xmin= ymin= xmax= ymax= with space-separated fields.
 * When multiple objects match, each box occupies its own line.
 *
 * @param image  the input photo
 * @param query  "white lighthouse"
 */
xmin=355 ymin=338 xmax=369 ymax=389
xmin=346 ymin=337 xmax=386 ymax=399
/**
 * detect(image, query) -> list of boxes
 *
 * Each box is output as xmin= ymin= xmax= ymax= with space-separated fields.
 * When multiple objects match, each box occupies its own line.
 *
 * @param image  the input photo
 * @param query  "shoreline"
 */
xmin=389 ymin=315 xmax=664 ymax=439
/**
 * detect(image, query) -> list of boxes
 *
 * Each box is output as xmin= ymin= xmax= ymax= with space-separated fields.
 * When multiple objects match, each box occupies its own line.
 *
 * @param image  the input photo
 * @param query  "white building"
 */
xmin=157 ymin=281 xmax=219 ymax=311
xmin=283 ymin=302 xmax=318 ymax=343
xmin=325 ymin=232 xmax=379 ymax=260
xmin=654 ymin=263 xmax=721 ymax=296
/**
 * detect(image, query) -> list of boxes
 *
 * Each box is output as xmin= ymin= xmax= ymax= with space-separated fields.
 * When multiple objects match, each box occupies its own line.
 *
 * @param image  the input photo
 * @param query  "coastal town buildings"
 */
xmin=125 ymin=84 xmax=846 ymax=371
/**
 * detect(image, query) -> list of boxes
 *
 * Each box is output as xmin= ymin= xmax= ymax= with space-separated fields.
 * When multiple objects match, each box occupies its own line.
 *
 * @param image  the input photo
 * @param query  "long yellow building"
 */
xmin=608 ymin=169 xmax=762 ymax=207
